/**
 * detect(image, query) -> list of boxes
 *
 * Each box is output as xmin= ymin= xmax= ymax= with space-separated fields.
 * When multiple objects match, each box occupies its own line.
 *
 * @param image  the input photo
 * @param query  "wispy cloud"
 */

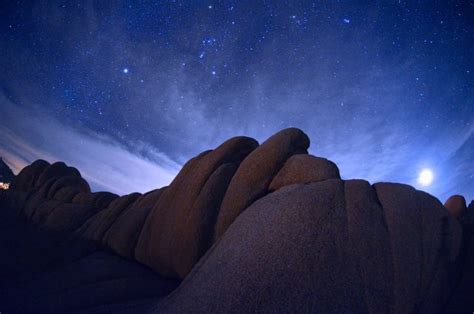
xmin=0 ymin=93 xmax=180 ymax=195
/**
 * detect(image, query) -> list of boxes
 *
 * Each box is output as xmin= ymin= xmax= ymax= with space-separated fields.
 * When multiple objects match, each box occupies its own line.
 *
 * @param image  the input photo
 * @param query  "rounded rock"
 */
xmin=269 ymin=154 xmax=340 ymax=191
xmin=444 ymin=195 xmax=467 ymax=218
xmin=215 ymin=128 xmax=310 ymax=240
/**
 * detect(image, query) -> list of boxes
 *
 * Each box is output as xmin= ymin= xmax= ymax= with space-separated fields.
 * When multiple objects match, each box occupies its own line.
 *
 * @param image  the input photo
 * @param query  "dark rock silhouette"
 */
xmin=9 ymin=159 xmax=49 ymax=191
xmin=445 ymin=194 xmax=467 ymax=218
xmin=0 ymin=128 xmax=472 ymax=313
xmin=35 ymin=161 xmax=81 ymax=188
xmin=0 ymin=157 xmax=15 ymax=184
xmin=73 ymin=191 xmax=119 ymax=208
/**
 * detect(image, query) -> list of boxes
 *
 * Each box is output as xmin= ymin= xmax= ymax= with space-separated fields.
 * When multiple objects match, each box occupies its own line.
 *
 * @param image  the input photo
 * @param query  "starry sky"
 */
xmin=1 ymin=1 xmax=473 ymax=201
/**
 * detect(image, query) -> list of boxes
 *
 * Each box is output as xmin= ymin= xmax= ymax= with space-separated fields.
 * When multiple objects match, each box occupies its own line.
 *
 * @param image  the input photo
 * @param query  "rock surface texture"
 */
xmin=0 ymin=128 xmax=472 ymax=313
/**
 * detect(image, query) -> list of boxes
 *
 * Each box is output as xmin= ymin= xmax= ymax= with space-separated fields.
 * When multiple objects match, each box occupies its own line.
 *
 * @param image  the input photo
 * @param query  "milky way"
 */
xmin=1 ymin=1 xmax=473 ymax=200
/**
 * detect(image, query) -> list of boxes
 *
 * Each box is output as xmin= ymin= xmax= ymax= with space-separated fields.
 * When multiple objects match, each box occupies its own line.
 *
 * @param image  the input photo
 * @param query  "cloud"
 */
xmin=1 ymin=2 xmax=472 ymax=202
xmin=0 ymin=93 xmax=180 ymax=195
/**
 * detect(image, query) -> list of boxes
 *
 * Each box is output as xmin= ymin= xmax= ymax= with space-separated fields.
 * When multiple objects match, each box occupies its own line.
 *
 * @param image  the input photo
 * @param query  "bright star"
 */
xmin=211 ymin=71 xmax=216 ymax=75
xmin=418 ymin=168 xmax=434 ymax=186
xmin=123 ymin=68 xmax=129 ymax=74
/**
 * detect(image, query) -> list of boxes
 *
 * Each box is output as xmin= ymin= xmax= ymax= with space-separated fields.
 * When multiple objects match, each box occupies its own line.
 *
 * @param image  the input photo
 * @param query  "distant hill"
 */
xmin=0 ymin=157 xmax=15 ymax=183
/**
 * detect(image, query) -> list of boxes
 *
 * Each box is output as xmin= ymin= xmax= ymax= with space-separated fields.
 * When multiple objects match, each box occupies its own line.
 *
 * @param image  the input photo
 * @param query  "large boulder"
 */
xmin=161 ymin=180 xmax=363 ymax=312
xmin=373 ymin=183 xmax=462 ymax=313
xmin=77 ymin=193 xmax=141 ymax=241
xmin=9 ymin=160 xmax=50 ymax=191
xmin=21 ymin=162 xmax=85 ymax=219
xmin=159 ymin=180 xmax=462 ymax=313
xmin=72 ymin=192 xmax=119 ymax=209
xmin=47 ymin=176 xmax=90 ymax=200
xmin=214 ymin=128 xmax=310 ymax=240
xmin=128 ymin=188 xmax=166 ymax=210
xmin=103 ymin=188 xmax=166 ymax=259
xmin=444 ymin=195 xmax=467 ymax=219
xmin=53 ymin=187 xmax=84 ymax=203
xmin=103 ymin=207 xmax=152 ymax=259
xmin=443 ymin=199 xmax=474 ymax=312
xmin=343 ymin=180 xmax=393 ymax=313
xmin=43 ymin=203 xmax=100 ymax=232
xmin=30 ymin=199 xmax=63 ymax=225
xmin=268 ymin=154 xmax=340 ymax=191
xmin=23 ymin=177 xmax=60 ymax=219
xmin=169 ymin=162 xmax=240 ymax=278
xmin=135 ymin=136 xmax=258 ymax=277
xmin=34 ymin=162 xmax=81 ymax=188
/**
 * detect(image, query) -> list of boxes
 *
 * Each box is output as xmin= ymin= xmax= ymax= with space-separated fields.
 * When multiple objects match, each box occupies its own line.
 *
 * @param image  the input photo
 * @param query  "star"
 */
xmin=343 ymin=18 xmax=350 ymax=24
xmin=123 ymin=68 xmax=129 ymax=74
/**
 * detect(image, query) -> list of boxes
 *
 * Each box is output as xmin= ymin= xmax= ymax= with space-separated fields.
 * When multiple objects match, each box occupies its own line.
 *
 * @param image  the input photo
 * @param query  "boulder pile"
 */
xmin=0 ymin=128 xmax=472 ymax=313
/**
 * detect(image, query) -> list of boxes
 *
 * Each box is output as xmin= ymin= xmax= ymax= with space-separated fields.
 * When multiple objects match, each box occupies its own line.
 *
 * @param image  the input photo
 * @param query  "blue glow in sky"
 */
xmin=1 ymin=1 xmax=472 ymax=201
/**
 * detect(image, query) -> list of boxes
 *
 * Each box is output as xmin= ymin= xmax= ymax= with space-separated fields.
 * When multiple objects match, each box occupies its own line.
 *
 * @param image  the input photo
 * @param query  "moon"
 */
xmin=418 ymin=168 xmax=434 ymax=186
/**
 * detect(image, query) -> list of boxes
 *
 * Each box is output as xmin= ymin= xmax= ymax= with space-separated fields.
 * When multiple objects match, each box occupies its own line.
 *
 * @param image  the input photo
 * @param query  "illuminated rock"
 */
xmin=268 ymin=154 xmax=340 ymax=191
xmin=160 ymin=180 xmax=462 ymax=313
xmin=0 ymin=129 xmax=471 ymax=313
xmin=135 ymin=136 xmax=258 ymax=277
xmin=215 ymin=128 xmax=310 ymax=240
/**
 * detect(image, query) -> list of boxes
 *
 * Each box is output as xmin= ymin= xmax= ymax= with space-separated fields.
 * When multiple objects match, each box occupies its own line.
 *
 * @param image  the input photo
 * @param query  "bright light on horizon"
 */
xmin=418 ymin=168 xmax=434 ymax=186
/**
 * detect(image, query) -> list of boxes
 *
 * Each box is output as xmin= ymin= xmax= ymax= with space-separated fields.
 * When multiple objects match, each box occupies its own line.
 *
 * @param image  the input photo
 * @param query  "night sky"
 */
xmin=1 ymin=1 xmax=473 ymax=201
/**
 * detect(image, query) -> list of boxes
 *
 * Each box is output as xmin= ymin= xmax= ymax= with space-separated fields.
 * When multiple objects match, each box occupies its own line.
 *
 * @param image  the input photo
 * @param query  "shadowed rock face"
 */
xmin=72 ymin=191 xmax=119 ymax=208
xmin=0 ymin=157 xmax=15 ymax=183
xmin=0 ymin=128 xmax=472 ymax=313
xmin=9 ymin=159 xmax=50 ymax=191
xmin=445 ymin=195 xmax=467 ymax=218
xmin=47 ymin=176 xmax=90 ymax=200
xmin=35 ymin=162 xmax=81 ymax=188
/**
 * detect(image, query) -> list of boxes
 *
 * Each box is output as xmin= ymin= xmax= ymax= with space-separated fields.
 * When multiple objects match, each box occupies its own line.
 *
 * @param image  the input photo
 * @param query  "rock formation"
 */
xmin=445 ymin=195 xmax=467 ymax=218
xmin=0 ymin=157 xmax=15 ymax=186
xmin=0 ymin=128 xmax=472 ymax=313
